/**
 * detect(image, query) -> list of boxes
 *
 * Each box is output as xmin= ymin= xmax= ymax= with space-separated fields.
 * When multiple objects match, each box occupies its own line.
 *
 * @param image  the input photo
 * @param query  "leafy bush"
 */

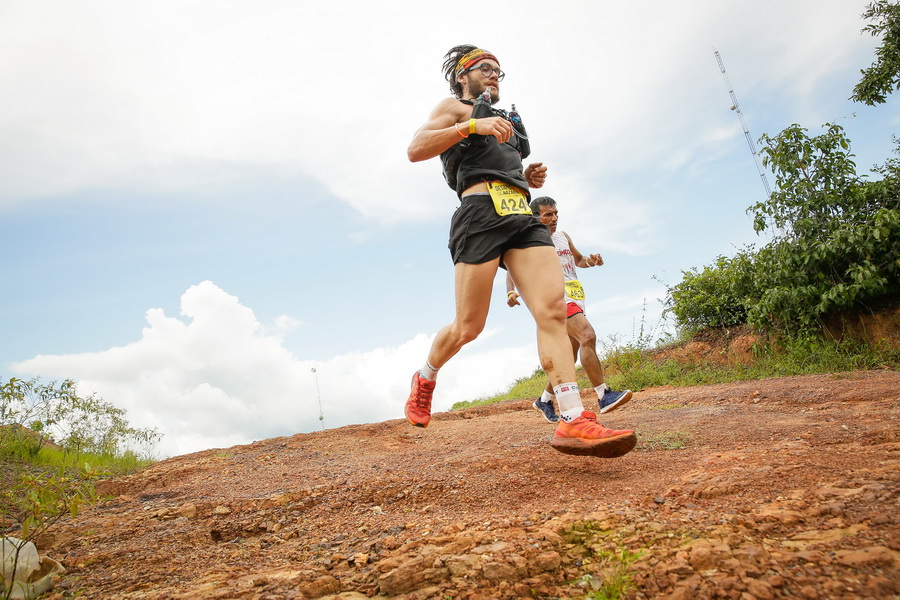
xmin=664 ymin=250 xmax=759 ymax=335
xmin=1 ymin=378 xmax=161 ymax=459
xmin=664 ymin=125 xmax=899 ymax=337
xmin=1 ymin=378 xmax=159 ymax=599
xmin=0 ymin=466 xmax=96 ymax=600
xmin=748 ymin=125 xmax=900 ymax=333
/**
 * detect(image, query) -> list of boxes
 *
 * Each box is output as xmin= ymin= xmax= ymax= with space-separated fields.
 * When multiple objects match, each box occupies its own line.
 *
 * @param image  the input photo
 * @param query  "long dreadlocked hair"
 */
xmin=442 ymin=44 xmax=479 ymax=98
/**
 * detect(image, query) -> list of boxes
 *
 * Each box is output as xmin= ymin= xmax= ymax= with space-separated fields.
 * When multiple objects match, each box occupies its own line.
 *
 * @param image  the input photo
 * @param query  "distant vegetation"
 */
xmin=667 ymin=1 xmax=899 ymax=337
xmin=1 ymin=378 xmax=158 ymax=598
xmin=665 ymin=124 xmax=899 ymax=337
xmin=454 ymin=332 xmax=898 ymax=410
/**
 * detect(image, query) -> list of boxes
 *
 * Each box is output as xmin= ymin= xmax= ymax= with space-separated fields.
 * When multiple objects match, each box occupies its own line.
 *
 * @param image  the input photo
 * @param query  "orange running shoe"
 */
xmin=551 ymin=411 xmax=636 ymax=458
xmin=405 ymin=371 xmax=436 ymax=428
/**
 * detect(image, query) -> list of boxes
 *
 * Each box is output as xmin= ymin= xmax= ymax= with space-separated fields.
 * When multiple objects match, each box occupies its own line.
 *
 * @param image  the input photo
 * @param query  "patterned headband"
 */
xmin=455 ymin=48 xmax=500 ymax=77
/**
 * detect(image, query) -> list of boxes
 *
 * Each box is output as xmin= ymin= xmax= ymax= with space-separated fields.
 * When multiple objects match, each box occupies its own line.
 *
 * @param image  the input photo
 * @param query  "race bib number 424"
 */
xmin=487 ymin=181 xmax=531 ymax=216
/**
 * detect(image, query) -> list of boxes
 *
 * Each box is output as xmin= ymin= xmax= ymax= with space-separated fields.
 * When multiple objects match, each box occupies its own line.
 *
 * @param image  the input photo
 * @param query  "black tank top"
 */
xmin=440 ymin=100 xmax=530 ymax=199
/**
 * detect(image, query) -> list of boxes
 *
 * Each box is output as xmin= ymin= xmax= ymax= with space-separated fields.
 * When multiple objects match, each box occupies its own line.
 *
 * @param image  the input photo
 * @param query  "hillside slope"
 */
xmin=37 ymin=370 xmax=900 ymax=599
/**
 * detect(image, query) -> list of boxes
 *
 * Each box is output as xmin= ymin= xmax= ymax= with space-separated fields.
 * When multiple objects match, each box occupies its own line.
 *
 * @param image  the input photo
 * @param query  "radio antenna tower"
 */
xmin=311 ymin=366 xmax=324 ymax=430
xmin=714 ymin=49 xmax=772 ymax=199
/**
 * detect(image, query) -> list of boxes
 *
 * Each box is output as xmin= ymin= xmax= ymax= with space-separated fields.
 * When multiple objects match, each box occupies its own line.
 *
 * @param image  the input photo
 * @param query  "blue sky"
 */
xmin=2 ymin=0 xmax=897 ymax=457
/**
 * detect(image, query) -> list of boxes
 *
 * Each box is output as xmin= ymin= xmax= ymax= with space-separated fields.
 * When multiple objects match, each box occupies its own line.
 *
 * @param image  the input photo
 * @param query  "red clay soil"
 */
xmin=32 ymin=369 xmax=900 ymax=599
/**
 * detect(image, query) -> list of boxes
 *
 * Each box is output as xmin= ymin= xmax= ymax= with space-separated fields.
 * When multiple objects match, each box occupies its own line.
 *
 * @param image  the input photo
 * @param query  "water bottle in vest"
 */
xmin=508 ymin=103 xmax=531 ymax=159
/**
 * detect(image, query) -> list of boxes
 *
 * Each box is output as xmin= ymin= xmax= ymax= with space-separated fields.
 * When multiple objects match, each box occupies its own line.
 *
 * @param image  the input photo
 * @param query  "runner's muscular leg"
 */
xmin=567 ymin=313 xmax=606 ymax=387
xmin=427 ymin=258 xmax=500 ymax=369
xmin=505 ymin=246 xmax=577 ymax=387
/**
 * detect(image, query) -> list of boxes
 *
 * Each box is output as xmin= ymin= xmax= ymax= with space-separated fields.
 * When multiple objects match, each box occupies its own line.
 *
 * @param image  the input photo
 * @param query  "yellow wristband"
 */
xmin=507 ymin=291 xmax=517 ymax=297
xmin=469 ymin=118 xmax=477 ymax=134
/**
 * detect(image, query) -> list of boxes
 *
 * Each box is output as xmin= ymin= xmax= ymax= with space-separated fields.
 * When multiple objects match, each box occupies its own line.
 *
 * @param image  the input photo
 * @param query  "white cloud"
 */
xmin=0 ymin=0 xmax=450 ymax=219
xmin=1 ymin=0 xmax=879 ymax=225
xmin=546 ymin=185 xmax=662 ymax=256
xmin=11 ymin=281 xmax=540 ymax=458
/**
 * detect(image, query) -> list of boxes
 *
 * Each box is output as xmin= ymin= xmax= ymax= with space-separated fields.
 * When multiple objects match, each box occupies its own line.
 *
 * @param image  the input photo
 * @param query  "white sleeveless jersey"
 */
xmin=552 ymin=231 xmax=585 ymax=309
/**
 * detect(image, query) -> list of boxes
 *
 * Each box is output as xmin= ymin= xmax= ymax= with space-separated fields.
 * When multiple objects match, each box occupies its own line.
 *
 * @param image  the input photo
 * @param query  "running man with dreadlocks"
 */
xmin=404 ymin=45 xmax=637 ymax=457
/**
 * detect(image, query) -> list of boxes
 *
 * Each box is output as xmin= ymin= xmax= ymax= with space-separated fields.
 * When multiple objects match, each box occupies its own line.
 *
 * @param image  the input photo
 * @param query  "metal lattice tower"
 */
xmin=311 ymin=366 xmax=324 ymax=430
xmin=714 ymin=49 xmax=772 ymax=198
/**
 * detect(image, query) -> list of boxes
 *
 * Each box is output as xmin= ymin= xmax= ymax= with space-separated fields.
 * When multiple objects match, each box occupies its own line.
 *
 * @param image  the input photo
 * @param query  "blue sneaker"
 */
xmin=532 ymin=397 xmax=559 ymax=423
xmin=598 ymin=388 xmax=633 ymax=414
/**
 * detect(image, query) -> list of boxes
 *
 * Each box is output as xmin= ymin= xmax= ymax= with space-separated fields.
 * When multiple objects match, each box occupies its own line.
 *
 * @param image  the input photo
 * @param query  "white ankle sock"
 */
xmin=540 ymin=390 xmax=554 ymax=403
xmin=421 ymin=361 xmax=439 ymax=380
xmin=554 ymin=382 xmax=584 ymax=422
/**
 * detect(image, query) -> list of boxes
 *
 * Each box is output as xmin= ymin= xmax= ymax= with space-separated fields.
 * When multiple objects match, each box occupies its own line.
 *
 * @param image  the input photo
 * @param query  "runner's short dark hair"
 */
xmin=530 ymin=196 xmax=556 ymax=214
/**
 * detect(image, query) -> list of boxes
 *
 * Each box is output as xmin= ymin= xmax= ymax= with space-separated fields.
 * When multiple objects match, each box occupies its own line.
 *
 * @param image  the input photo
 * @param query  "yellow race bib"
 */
xmin=565 ymin=280 xmax=585 ymax=301
xmin=487 ymin=181 xmax=531 ymax=216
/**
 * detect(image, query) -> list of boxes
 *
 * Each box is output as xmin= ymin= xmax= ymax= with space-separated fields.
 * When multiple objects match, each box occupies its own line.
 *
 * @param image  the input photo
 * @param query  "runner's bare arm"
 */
xmin=408 ymin=99 xmax=516 ymax=162
xmin=524 ymin=162 xmax=548 ymax=188
xmin=408 ymin=99 xmax=468 ymax=162
xmin=506 ymin=273 xmax=521 ymax=307
xmin=565 ymin=232 xmax=603 ymax=268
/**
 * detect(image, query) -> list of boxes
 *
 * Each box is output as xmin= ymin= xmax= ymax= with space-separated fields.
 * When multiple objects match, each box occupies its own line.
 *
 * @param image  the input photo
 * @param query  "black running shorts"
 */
xmin=448 ymin=194 xmax=553 ymax=265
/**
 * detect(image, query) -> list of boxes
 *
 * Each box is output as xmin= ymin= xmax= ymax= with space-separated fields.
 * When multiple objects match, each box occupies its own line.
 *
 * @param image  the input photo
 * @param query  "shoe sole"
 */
xmin=405 ymin=413 xmax=428 ymax=428
xmin=550 ymin=431 xmax=637 ymax=458
xmin=532 ymin=401 xmax=559 ymax=423
xmin=599 ymin=390 xmax=633 ymax=414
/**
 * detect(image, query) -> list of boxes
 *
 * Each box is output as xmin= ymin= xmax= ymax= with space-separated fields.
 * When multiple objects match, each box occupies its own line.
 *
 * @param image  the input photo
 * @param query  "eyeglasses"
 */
xmin=466 ymin=63 xmax=505 ymax=81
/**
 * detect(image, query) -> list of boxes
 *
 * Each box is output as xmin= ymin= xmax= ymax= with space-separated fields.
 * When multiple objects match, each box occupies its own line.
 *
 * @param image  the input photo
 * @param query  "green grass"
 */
xmin=1 ymin=431 xmax=154 ymax=589
xmin=1 ymin=433 xmax=154 ymax=477
xmin=575 ymin=547 xmax=644 ymax=600
xmin=452 ymin=368 xmax=603 ymax=411
xmin=1 ymin=431 xmax=155 ymax=529
xmin=453 ymin=333 xmax=899 ymax=410
xmin=564 ymin=520 xmax=645 ymax=600
xmin=638 ymin=431 xmax=690 ymax=451
xmin=452 ymin=369 xmax=549 ymax=410
xmin=613 ymin=334 xmax=899 ymax=391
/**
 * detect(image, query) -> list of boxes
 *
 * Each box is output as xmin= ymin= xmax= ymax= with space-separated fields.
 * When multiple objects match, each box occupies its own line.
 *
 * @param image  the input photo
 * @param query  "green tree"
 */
xmin=664 ymin=126 xmax=899 ymax=336
xmin=749 ymin=124 xmax=900 ymax=332
xmin=851 ymin=0 xmax=900 ymax=105
xmin=664 ymin=5 xmax=900 ymax=338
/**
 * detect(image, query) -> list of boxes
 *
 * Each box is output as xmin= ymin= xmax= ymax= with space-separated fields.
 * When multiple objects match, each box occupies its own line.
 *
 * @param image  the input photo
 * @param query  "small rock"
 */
xmin=747 ymin=579 xmax=775 ymax=600
xmin=351 ymin=553 xmax=369 ymax=567
xmin=531 ymin=551 xmax=562 ymax=573
xmin=298 ymin=575 xmax=341 ymax=598
xmin=799 ymin=584 xmax=819 ymax=599
xmin=833 ymin=546 xmax=898 ymax=567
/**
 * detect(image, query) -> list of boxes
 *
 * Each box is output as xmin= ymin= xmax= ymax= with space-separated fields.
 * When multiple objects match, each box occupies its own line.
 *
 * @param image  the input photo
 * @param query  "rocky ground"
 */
xmin=32 ymin=369 xmax=900 ymax=599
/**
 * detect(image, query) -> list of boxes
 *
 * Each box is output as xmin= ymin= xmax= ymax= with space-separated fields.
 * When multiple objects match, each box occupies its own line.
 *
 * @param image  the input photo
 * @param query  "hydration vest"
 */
xmin=440 ymin=94 xmax=531 ymax=194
